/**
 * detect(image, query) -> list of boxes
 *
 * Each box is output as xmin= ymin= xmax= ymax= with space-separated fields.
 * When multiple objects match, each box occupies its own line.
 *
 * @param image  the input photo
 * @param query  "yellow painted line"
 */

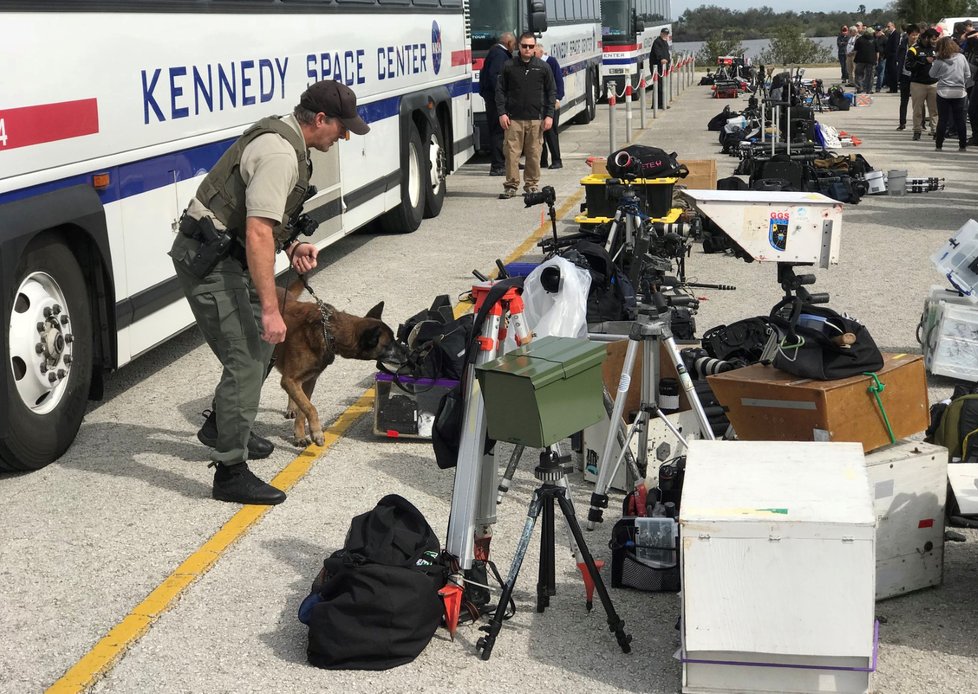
xmin=47 ymin=194 xmax=583 ymax=692
xmin=46 ymin=391 xmax=374 ymax=694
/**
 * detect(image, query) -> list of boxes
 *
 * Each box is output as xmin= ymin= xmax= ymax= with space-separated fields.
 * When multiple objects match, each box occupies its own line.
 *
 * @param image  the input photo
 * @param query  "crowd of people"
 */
xmin=837 ymin=19 xmax=978 ymax=151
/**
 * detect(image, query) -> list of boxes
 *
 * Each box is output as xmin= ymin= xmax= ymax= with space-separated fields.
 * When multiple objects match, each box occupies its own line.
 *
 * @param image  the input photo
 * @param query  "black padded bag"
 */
xmin=609 ymin=518 xmax=680 ymax=592
xmin=607 ymin=145 xmax=687 ymax=179
xmin=305 ymin=495 xmax=447 ymax=670
xmin=771 ymin=305 xmax=884 ymax=381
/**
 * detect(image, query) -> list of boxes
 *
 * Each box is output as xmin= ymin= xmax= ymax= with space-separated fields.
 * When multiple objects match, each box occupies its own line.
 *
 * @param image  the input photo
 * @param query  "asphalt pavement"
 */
xmin=2 ymin=67 xmax=978 ymax=694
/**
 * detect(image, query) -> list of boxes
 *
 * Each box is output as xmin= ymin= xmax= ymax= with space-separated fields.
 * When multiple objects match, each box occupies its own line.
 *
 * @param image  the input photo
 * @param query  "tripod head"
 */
xmin=534 ymin=446 xmax=574 ymax=484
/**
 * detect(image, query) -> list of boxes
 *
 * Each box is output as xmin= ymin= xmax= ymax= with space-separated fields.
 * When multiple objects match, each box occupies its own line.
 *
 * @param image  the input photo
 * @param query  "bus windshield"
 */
xmin=602 ymin=0 xmax=630 ymax=40
xmin=470 ymin=0 xmax=520 ymax=52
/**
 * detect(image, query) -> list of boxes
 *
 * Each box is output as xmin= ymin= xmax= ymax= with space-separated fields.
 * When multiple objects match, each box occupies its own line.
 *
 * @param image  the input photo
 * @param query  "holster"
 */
xmin=179 ymin=215 xmax=235 ymax=278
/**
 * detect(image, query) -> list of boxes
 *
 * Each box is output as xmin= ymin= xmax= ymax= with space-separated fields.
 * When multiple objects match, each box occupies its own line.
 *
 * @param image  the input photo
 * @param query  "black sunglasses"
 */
xmin=520 ymin=43 xmax=536 ymax=49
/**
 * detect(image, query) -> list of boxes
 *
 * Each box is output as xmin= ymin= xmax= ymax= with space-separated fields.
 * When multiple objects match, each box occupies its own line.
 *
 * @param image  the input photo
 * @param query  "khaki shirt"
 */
xmin=188 ymin=114 xmax=302 ymax=230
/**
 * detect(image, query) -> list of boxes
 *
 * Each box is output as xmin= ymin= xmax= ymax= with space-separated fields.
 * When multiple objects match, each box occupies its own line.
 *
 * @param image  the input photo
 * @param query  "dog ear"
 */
xmin=365 ymin=301 xmax=384 ymax=320
xmin=359 ymin=325 xmax=382 ymax=352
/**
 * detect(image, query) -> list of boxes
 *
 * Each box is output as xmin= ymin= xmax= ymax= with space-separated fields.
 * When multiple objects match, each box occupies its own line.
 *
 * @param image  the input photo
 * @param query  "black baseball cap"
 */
xmin=299 ymin=80 xmax=370 ymax=136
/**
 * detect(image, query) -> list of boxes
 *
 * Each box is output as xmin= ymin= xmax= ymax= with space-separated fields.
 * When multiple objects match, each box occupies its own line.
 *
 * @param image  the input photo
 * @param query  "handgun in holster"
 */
xmin=181 ymin=215 xmax=233 ymax=279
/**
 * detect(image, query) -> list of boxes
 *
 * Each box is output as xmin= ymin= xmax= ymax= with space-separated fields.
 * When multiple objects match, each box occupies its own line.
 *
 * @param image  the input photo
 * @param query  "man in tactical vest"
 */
xmin=169 ymin=80 xmax=370 ymax=505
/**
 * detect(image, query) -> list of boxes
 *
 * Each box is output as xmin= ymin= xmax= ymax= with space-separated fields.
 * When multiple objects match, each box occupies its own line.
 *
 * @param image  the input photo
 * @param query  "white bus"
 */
xmin=600 ymin=0 xmax=670 ymax=96
xmin=0 ymin=0 xmax=474 ymax=472
xmin=470 ymin=0 xmax=604 ymax=152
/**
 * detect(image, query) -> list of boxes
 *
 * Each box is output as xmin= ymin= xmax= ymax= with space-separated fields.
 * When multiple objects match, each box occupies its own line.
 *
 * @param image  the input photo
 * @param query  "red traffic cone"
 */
xmin=577 ymin=560 xmax=605 ymax=612
xmin=439 ymin=583 xmax=464 ymax=640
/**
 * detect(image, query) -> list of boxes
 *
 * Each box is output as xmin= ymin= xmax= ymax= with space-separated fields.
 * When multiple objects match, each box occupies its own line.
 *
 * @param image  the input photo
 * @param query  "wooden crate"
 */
xmin=679 ymin=159 xmax=717 ymax=190
xmin=707 ymin=353 xmax=929 ymax=453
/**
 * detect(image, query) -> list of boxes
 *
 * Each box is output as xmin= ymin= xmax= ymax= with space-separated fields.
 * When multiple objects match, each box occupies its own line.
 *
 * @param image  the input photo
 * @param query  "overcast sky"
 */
xmin=673 ymin=1 xmax=872 ymax=16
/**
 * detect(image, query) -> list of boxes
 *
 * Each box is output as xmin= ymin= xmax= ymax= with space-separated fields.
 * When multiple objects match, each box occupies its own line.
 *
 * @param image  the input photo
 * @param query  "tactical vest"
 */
xmin=195 ymin=116 xmax=311 ymax=247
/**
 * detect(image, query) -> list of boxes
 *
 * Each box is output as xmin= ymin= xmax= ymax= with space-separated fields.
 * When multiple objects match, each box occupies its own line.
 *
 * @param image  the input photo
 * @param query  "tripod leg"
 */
xmin=537 ymin=493 xmax=556 ymax=612
xmin=554 ymin=490 xmax=633 ymax=655
xmin=497 ymin=444 xmax=525 ymax=505
xmin=476 ymin=490 xmax=544 ymax=661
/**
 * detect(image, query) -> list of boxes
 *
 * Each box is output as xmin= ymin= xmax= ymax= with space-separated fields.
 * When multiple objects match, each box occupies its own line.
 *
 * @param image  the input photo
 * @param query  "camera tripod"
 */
xmin=475 ymin=446 xmax=632 ymax=661
xmin=586 ymin=298 xmax=716 ymax=530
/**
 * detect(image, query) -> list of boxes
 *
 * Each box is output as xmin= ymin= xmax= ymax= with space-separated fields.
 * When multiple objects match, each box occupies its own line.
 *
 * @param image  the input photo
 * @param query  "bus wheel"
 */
xmin=378 ymin=124 xmax=425 ymax=233
xmin=423 ymin=121 xmax=447 ymax=219
xmin=1 ymin=236 xmax=93 ymax=471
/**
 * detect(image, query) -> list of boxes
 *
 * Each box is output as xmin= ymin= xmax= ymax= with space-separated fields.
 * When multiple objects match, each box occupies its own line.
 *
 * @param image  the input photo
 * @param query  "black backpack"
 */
xmin=300 ymin=495 xmax=447 ymax=670
xmin=926 ymin=383 xmax=978 ymax=462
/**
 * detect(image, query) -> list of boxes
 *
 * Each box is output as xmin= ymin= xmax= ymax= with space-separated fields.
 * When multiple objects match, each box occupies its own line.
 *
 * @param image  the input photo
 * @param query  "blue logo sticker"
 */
xmin=769 ymin=212 xmax=788 ymax=251
xmin=432 ymin=21 xmax=443 ymax=75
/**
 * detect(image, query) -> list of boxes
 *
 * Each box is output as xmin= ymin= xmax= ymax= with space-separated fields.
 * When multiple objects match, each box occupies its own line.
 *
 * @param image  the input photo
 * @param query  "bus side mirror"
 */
xmin=634 ymin=12 xmax=645 ymax=33
xmin=528 ymin=0 xmax=547 ymax=33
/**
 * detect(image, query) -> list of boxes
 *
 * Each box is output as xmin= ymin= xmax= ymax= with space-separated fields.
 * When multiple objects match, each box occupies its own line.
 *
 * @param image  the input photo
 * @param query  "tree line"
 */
xmin=674 ymin=1 xmax=978 ymax=42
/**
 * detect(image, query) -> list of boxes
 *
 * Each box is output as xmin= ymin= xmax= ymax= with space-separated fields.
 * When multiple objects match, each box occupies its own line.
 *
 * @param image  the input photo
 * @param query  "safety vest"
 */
xmin=195 ymin=116 xmax=311 ymax=247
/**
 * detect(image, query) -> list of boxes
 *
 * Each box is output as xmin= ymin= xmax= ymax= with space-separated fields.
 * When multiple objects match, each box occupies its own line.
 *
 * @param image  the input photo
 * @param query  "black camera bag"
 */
xmin=301 ymin=495 xmax=447 ymax=670
xmin=575 ymin=240 xmax=637 ymax=323
xmin=702 ymin=316 xmax=777 ymax=362
xmin=609 ymin=517 xmax=681 ymax=592
xmin=606 ymin=145 xmax=688 ymax=179
xmin=770 ymin=305 xmax=883 ymax=380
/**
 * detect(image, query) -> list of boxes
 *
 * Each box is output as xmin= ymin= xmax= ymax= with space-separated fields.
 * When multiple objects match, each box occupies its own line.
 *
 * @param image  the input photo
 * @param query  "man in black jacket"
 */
xmin=884 ymin=21 xmax=901 ymax=92
xmin=479 ymin=32 xmax=516 ymax=176
xmin=854 ymin=28 xmax=878 ymax=95
xmin=906 ymin=28 xmax=939 ymax=140
xmin=896 ymin=24 xmax=920 ymax=130
xmin=873 ymin=25 xmax=888 ymax=92
xmin=650 ymin=27 xmax=671 ymax=109
xmin=837 ymin=26 xmax=850 ymax=81
xmin=495 ymin=31 xmax=556 ymax=198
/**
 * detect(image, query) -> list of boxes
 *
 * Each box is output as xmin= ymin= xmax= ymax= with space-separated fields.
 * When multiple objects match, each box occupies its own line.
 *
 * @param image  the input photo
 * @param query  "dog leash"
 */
xmin=295 ymin=271 xmax=336 ymax=353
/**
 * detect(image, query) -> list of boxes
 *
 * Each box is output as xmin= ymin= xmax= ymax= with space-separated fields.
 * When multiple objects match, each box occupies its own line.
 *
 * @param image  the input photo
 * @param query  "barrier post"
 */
xmin=624 ymin=82 xmax=633 ymax=143
xmin=607 ymin=83 xmax=617 ymax=153
xmin=638 ymin=77 xmax=647 ymax=130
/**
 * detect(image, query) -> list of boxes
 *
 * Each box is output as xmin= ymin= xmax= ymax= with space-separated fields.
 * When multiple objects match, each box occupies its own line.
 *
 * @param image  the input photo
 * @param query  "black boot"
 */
xmin=197 ymin=409 xmax=274 ymax=459
xmin=211 ymin=462 xmax=286 ymax=505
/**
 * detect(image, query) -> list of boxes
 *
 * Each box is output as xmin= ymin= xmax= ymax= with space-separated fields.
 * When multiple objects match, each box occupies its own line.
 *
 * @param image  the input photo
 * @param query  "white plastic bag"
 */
xmin=502 ymin=256 xmax=591 ymax=352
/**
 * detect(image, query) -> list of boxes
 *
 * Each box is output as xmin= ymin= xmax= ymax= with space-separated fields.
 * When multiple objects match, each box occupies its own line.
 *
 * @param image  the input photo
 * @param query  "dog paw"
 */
xmin=284 ymin=408 xmax=296 ymax=420
xmin=294 ymin=435 xmax=311 ymax=447
xmin=312 ymin=432 xmax=325 ymax=447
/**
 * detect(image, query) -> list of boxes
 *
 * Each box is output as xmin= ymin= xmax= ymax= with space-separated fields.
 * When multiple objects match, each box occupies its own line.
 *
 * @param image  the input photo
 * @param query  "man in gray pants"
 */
xmin=169 ymin=80 xmax=369 ymax=505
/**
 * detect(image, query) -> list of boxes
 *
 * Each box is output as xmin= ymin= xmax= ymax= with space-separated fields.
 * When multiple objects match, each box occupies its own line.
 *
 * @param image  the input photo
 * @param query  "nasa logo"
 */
xmin=431 ymin=20 xmax=442 ymax=75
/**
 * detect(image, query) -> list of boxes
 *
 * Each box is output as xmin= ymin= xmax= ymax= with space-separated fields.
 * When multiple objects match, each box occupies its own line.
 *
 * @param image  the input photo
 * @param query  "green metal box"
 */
xmin=475 ymin=336 xmax=607 ymax=448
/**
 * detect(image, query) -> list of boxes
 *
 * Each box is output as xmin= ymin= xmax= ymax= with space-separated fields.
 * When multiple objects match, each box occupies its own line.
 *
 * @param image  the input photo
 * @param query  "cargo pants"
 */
xmin=170 ymin=231 xmax=274 ymax=465
xmin=504 ymin=119 xmax=544 ymax=193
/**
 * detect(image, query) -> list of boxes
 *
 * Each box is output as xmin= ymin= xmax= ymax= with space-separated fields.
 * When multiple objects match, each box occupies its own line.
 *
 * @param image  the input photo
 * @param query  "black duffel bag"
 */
xmin=771 ymin=304 xmax=884 ymax=380
xmin=300 ymin=495 xmax=448 ymax=670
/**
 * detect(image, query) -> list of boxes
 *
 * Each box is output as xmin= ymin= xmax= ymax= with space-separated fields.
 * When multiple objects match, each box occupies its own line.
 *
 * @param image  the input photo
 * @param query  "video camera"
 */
xmin=523 ymin=185 xmax=556 ymax=208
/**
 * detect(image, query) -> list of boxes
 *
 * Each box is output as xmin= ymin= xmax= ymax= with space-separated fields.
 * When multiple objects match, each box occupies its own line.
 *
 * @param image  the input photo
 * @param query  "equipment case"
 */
xmin=373 ymin=373 xmax=458 ymax=439
xmin=680 ymin=440 xmax=876 ymax=694
xmin=707 ymin=353 xmax=929 ymax=453
xmin=865 ymin=440 xmax=946 ymax=600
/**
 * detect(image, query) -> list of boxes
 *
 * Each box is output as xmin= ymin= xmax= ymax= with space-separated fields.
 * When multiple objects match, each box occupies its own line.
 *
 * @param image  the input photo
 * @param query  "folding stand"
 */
xmin=586 ymin=301 xmax=716 ymax=531
xmin=475 ymin=447 xmax=632 ymax=661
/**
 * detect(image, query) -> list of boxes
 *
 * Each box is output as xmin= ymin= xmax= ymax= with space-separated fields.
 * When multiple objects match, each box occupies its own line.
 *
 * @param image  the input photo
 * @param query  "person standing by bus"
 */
xmin=536 ymin=42 xmax=564 ymax=170
xmin=650 ymin=27 xmax=671 ymax=109
xmin=495 ymin=31 xmax=556 ymax=198
xmin=169 ymin=80 xmax=369 ymax=505
xmin=480 ymin=32 xmax=517 ymax=176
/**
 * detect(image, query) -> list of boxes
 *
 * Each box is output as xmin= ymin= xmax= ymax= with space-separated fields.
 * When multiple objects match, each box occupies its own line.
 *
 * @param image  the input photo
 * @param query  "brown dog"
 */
xmin=272 ymin=280 xmax=408 ymax=446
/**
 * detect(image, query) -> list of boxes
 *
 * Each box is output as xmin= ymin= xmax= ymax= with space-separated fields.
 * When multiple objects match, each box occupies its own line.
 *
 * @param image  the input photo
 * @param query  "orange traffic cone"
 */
xmin=439 ymin=583 xmax=464 ymax=640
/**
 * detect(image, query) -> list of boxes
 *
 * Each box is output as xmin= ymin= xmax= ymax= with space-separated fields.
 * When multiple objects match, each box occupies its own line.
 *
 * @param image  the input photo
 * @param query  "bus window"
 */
xmin=469 ymin=0 xmax=519 ymax=51
xmin=603 ymin=0 xmax=629 ymax=38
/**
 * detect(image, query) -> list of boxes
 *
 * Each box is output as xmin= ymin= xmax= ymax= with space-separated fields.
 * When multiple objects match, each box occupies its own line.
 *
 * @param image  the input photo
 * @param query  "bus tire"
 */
xmin=378 ymin=124 xmax=425 ymax=233
xmin=422 ymin=120 xmax=447 ymax=219
xmin=1 ymin=235 xmax=93 ymax=471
